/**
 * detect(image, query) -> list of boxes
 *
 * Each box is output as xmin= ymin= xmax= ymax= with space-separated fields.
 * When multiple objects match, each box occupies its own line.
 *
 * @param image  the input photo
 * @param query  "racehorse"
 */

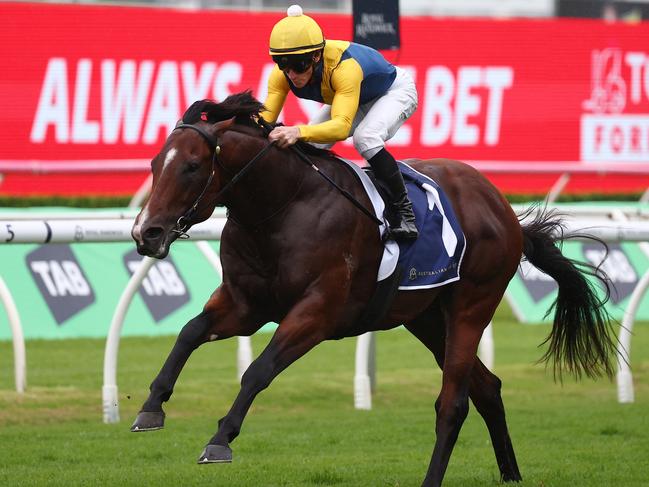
xmin=130 ymin=91 xmax=616 ymax=487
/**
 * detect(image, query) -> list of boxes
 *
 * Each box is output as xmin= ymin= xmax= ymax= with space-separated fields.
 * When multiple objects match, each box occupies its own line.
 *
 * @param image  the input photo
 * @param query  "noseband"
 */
xmin=170 ymin=122 xmax=276 ymax=238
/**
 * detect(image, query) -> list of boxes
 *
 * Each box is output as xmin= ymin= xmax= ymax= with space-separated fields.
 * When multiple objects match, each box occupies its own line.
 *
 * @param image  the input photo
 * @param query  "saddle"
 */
xmin=353 ymin=162 xmax=466 ymax=329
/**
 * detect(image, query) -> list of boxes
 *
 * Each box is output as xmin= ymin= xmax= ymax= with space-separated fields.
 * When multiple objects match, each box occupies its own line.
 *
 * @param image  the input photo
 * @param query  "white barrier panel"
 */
xmin=101 ymin=236 xmax=253 ymax=423
xmin=0 ymin=216 xmax=256 ymax=411
xmin=2 ymin=212 xmax=646 ymax=410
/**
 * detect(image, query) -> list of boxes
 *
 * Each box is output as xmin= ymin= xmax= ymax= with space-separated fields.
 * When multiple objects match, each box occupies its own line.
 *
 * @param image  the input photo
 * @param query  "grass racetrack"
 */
xmin=1 ymin=304 xmax=647 ymax=487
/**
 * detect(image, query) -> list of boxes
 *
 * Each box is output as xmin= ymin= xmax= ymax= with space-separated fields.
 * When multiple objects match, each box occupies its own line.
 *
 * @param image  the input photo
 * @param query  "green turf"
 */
xmin=1 ymin=304 xmax=647 ymax=487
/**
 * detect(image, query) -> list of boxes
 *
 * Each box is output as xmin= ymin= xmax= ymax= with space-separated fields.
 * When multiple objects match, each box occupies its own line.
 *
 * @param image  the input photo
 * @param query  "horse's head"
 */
xmin=132 ymin=91 xmax=265 ymax=258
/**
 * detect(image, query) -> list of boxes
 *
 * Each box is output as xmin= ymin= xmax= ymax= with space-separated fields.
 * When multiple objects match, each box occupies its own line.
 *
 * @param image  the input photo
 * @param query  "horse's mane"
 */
xmin=182 ymin=91 xmax=335 ymax=159
xmin=182 ymin=91 xmax=264 ymax=127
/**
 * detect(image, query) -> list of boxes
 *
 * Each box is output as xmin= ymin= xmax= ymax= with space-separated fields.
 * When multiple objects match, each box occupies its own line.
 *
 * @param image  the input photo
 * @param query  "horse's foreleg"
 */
xmin=197 ymin=293 xmax=333 ymax=464
xmin=130 ymin=311 xmax=213 ymax=431
xmin=132 ymin=287 xmax=243 ymax=432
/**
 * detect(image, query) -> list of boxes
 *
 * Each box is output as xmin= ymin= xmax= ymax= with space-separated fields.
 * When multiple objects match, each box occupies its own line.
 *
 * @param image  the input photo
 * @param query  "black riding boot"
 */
xmin=368 ymin=148 xmax=418 ymax=241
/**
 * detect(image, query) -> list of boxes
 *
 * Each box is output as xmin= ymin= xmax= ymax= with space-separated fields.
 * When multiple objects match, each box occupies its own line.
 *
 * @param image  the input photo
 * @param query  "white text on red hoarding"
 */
xmin=31 ymin=58 xmax=241 ymax=144
xmin=31 ymin=58 xmax=513 ymax=149
xmin=421 ymin=66 xmax=513 ymax=146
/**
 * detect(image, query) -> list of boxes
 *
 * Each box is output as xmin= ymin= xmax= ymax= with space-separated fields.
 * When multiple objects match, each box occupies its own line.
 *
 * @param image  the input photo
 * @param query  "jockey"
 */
xmin=261 ymin=5 xmax=419 ymax=241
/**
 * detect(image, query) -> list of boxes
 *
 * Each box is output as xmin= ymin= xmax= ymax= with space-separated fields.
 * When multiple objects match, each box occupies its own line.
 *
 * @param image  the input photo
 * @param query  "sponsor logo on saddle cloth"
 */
xmin=338 ymin=158 xmax=466 ymax=290
xmin=394 ymin=163 xmax=466 ymax=290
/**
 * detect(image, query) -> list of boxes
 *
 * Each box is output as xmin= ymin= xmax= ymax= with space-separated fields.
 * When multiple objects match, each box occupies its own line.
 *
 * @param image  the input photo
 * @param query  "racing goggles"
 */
xmin=272 ymin=53 xmax=315 ymax=74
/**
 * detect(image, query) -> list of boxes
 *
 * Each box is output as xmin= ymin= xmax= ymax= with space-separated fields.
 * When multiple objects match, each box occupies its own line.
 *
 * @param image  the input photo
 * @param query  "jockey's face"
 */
xmin=274 ymin=51 xmax=322 ymax=88
xmin=284 ymin=65 xmax=314 ymax=88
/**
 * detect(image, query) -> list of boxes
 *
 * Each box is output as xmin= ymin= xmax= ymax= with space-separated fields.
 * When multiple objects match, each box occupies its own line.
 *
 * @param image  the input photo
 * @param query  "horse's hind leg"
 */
xmin=469 ymin=360 xmax=521 ymax=482
xmin=406 ymin=311 xmax=521 ymax=484
xmin=406 ymin=281 xmax=516 ymax=487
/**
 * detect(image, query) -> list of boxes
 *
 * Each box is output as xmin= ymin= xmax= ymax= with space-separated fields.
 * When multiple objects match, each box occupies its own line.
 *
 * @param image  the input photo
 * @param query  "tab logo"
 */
xmin=123 ymin=250 xmax=190 ymax=322
xmin=517 ymin=260 xmax=557 ymax=303
xmin=581 ymin=48 xmax=649 ymax=162
xmin=518 ymin=242 xmax=639 ymax=306
xmin=582 ymin=242 xmax=638 ymax=304
xmin=27 ymin=245 xmax=95 ymax=324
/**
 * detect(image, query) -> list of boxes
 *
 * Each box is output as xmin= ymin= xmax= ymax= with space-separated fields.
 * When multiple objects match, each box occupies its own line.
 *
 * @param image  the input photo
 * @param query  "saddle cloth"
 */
xmin=340 ymin=158 xmax=466 ymax=290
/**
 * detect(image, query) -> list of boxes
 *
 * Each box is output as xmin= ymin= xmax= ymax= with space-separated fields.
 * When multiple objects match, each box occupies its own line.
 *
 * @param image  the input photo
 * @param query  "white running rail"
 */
xmin=2 ymin=209 xmax=648 ymax=411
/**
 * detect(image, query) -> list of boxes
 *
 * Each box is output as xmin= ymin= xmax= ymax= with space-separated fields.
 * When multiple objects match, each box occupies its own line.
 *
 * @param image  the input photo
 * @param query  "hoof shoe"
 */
xmin=197 ymin=444 xmax=232 ymax=464
xmin=130 ymin=411 xmax=165 ymax=432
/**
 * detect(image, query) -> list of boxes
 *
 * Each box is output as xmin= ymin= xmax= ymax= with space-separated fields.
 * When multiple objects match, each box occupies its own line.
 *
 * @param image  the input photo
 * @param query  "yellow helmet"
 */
xmin=269 ymin=5 xmax=325 ymax=56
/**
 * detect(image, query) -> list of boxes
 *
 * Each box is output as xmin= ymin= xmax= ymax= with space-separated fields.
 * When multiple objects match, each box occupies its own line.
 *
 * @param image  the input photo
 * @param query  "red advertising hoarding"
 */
xmin=1 ymin=3 xmax=649 ymax=195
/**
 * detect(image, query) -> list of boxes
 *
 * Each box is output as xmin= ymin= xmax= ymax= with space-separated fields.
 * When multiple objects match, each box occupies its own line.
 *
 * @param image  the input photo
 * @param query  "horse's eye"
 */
xmin=185 ymin=160 xmax=201 ymax=173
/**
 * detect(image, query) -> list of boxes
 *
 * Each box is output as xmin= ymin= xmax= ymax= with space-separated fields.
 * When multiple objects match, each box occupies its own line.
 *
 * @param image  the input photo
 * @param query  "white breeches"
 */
xmin=308 ymin=66 xmax=418 ymax=160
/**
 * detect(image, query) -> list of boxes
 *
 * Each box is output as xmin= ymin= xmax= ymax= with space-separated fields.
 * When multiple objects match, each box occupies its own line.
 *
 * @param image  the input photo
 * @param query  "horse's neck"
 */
xmin=223 ymin=130 xmax=314 ymax=228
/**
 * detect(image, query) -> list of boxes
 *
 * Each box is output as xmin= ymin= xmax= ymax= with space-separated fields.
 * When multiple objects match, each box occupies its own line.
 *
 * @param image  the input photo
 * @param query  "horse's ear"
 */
xmin=212 ymin=117 xmax=236 ymax=133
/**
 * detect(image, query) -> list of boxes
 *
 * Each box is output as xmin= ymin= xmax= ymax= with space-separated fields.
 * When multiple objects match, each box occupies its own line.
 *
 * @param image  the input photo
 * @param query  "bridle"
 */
xmin=170 ymin=122 xmax=276 ymax=238
xmin=170 ymin=123 xmax=219 ymax=238
xmin=170 ymin=118 xmax=382 ymax=238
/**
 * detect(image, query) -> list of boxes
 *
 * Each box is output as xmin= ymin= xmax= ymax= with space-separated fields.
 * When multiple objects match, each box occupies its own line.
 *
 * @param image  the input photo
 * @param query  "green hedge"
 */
xmin=0 ymin=195 xmax=134 ymax=208
xmin=505 ymin=192 xmax=645 ymax=203
xmin=0 ymin=192 xmax=644 ymax=208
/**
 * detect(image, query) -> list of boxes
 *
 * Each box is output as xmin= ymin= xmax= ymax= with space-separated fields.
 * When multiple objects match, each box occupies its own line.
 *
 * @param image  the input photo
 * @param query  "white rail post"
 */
xmin=354 ymin=332 xmax=375 ymax=410
xmin=128 ymin=173 xmax=153 ymax=209
xmin=194 ymin=240 xmax=253 ymax=381
xmin=102 ymin=256 xmax=156 ymax=424
xmin=0 ymin=276 xmax=26 ymax=393
xmin=616 ymin=268 xmax=649 ymax=403
xmin=478 ymin=322 xmax=494 ymax=371
xmin=609 ymin=210 xmax=648 ymax=404
xmin=545 ymin=173 xmax=571 ymax=204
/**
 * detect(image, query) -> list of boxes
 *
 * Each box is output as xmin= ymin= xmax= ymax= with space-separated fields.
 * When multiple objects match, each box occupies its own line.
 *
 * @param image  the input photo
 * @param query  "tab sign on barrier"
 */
xmin=510 ymin=241 xmax=649 ymax=323
xmin=26 ymin=244 xmax=95 ymax=324
xmin=123 ymin=250 xmax=190 ymax=322
xmin=583 ymin=242 xmax=638 ymax=304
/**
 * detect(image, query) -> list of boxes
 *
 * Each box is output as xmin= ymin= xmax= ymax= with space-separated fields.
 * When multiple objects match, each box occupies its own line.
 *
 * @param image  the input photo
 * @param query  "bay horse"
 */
xmin=130 ymin=91 xmax=616 ymax=487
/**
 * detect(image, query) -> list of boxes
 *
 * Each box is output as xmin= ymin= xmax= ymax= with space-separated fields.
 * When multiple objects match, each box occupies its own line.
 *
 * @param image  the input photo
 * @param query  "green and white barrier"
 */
xmin=0 ymin=221 xmax=224 ymax=340
xmin=506 ymin=239 xmax=649 ymax=323
xmin=0 ymin=211 xmax=247 ymax=413
xmin=3 ymin=206 xmax=649 ymax=412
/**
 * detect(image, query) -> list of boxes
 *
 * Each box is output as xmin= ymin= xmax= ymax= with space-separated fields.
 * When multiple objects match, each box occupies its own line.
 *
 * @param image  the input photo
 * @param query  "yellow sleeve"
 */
xmin=298 ymin=60 xmax=363 ymax=143
xmin=260 ymin=66 xmax=289 ymax=124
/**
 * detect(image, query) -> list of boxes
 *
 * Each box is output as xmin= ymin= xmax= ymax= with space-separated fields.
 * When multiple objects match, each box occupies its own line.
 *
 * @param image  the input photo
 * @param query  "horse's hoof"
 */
xmin=130 ymin=411 xmax=165 ymax=432
xmin=197 ymin=444 xmax=232 ymax=464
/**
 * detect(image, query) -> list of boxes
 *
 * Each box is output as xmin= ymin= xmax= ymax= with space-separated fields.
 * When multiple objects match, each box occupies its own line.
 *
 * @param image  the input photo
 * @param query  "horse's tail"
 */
xmin=519 ymin=206 xmax=617 ymax=380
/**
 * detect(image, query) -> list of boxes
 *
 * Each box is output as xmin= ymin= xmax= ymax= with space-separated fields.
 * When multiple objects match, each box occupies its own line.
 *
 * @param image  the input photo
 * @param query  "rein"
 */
xmin=289 ymin=144 xmax=383 ymax=226
xmin=256 ymin=118 xmax=383 ymax=227
xmin=171 ymin=118 xmax=382 ymax=237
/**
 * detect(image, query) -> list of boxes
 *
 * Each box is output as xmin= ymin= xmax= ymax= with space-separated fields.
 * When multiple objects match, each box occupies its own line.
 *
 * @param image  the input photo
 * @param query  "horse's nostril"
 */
xmin=143 ymin=226 xmax=165 ymax=242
